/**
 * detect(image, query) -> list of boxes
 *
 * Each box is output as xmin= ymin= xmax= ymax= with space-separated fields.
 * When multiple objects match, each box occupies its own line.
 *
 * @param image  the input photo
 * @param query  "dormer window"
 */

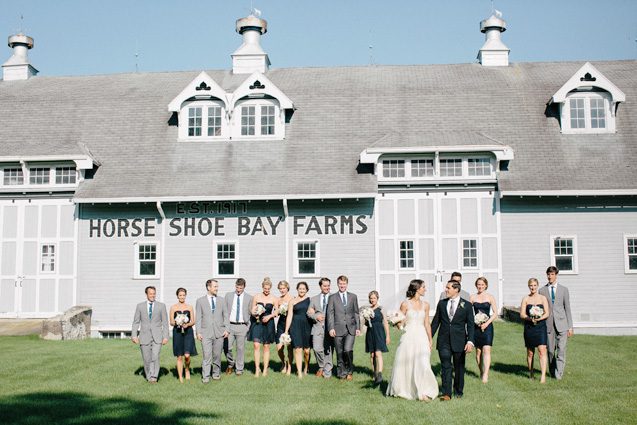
xmin=378 ymin=155 xmax=495 ymax=182
xmin=180 ymin=100 xmax=227 ymax=140
xmin=3 ymin=167 xmax=23 ymax=185
xmin=234 ymin=99 xmax=281 ymax=139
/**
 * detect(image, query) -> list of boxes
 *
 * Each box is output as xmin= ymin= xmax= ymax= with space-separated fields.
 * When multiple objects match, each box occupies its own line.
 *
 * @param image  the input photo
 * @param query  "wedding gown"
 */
xmin=386 ymin=301 xmax=439 ymax=400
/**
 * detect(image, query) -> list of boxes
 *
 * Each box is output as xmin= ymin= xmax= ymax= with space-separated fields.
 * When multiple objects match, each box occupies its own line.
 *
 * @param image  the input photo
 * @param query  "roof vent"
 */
xmin=477 ymin=11 xmax=509 ymax=67
xmin=3 ymin=33 xmax=38 ymax=81
xmin=231 ymin=11 xmax=270 ymax=74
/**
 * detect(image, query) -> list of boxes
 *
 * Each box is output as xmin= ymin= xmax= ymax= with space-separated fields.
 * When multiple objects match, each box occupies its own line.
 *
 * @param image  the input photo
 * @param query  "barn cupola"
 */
xmin=3 ymin=33 xmax=39 ymax=81
xmin=477 ymin=11 xmax=510 ymax=67
xmin=232 ymin=11 xmax=270 ymax=74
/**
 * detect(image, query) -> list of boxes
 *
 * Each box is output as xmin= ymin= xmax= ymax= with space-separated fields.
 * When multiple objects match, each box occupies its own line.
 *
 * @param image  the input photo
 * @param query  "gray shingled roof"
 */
xmin=0 ymin=60 xmax=635 ymax=199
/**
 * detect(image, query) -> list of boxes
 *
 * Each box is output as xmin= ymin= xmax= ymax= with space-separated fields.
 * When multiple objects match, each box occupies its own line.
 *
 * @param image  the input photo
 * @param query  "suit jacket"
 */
xmin=224 ymin=291 xmax=253 ymax=324
xmin=430 ymin=297 xmax=475 ymax=352
xmin=326 ymin=292 xmax=360 ymax=337
xmin=308 ymin=293 xmax=330 ymax=336
xmin=196 ymin=295 xmax=229 ymax=339
xmin=131 ymin=301 xmax=169 ymax=345
xmin=539 ymin=283 xmax=573 ymax=332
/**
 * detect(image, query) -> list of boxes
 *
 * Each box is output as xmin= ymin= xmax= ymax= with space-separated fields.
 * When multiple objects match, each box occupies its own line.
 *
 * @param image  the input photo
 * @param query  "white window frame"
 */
xmin=179 ymin=99 xmax=228 ymax=141
xmin=293 ymin=239 xmax=320 ymax=278
xmin=2 ymin=166 xmax=24 ymax=186
xmin=461 ymin=238 xmax=479 ymax=270
xmin=398 ymin=240 xmax=415 ymax=270
xmin=133 ymin=241 xmax=160 ymax=279
xmin=232 ymin=98 xmax=282 ymax=140
xmin=55 ymin=166 xmax=78 ymax=185
xmin=561 ymin=91 xmax=615 ymax=134
xmin=39 ymin=243 xmax=57 ymax=274
xmin=624 ymin=234 xmax=637 ymax=274
xmin=29 ymin=167 xmax=52 ymax=185
xmin=378 ymin=155 xmax=494 ymax=182
xmin=214 ymin=241 xmax=239 ymax=278
xmin=550 ymin=235 xmax=578 ymax=274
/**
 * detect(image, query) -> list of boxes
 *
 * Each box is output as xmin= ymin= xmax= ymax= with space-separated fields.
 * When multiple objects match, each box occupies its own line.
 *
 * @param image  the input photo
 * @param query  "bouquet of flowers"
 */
xmin=278 ymin=302 xmax=288 ymax=316
xmin=279 ymin=333 xmax=292 ymax=346
xmin=360 ymin=306 xmax=375 ymax=328
xmin=474 ymin=311 xmax=490 ymax=331
xmin=386 ymin=311 xmax=406 ymax=330
xmin=254 ymin=304 xmax=266 ymax=317
xmin=529 ymin=305 xmax=544 ymax=325
xmin=174 ymin=312 xmax=189 ymax=334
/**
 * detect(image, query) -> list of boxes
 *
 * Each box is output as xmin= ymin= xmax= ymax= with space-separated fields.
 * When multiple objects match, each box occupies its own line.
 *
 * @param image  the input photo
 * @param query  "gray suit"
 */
xmin=196 ymin=295 xmax=229 ymax=380
xmin=223 ymin=291 xmax=253 ymax=373
xmin=131 ymin=301 xmax=169 ymax=381
xmin=307 ymin=293 xmax=333 ymax=377
xmin=539 ymin=283 xmax=573 ymax=379
xmin=326 ymin=291 xmax=360 ymax=378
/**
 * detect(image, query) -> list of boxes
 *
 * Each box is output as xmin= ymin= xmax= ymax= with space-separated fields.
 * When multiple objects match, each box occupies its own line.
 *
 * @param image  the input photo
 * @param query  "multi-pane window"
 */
xmin=29 ymin=168 xmax=50 ymax=185
xmin=297 ymin=242 xmax=317 ymax=275
xmin=590 ymin=98 xmax=606 ymax=129
xmin=468 ymin=158 xmax=491 ymax=176
xmin=3 ymin=168 xmax=23 ymax=185
xmin=569 ymin=98 xmax=585 ymax=129
xmin=399 ymin=240 xmax=414 ymax=269
xmin=55 ymin=167 xmax=77 ymax=184
xmin=261 ymin=105 xmax=275 ymax=135
xmin=217 ymin=243 xmax=236 ymax=275
xmin=241 ymin=106 xmax=256 ymax=136
xmin=564 ymin=94 xmax=613 ymax=133
xmin=553 ymin=237 xmax=575 ymax=272
xmin=136 ymin=243 xmax=158 ymax=277
xmin=462 ymin=239 xmax=478 ymax=268
xmin=41 ymin=244 xmax=56 ymax=273
xmin=382 ymin=160 xmax=405 ymax=178
xmin=626 ymin=237 xmax=637 ymax=272
xmin=207 ymin=106 xmax=222 ymax=136
xmin=188 ymin=107 xmax=203 ymax=136
xmin=411 ymin=159 xmax=434 ymax=177
xmin=440 ymin=159 xmax=462 ymax=177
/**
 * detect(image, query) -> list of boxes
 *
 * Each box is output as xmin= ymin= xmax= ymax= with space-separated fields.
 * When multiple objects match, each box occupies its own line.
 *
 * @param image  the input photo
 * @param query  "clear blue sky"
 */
xmin=1 ymin=0 xmax=636 ymax=76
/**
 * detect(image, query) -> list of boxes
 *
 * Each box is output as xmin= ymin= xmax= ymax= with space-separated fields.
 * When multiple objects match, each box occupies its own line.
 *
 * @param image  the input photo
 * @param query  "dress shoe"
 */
xmin=315 ymin=370 xmax=324 ymax=377
xmin=212 ymin=376 xmax=221 ymax=381
xmin=201 ymin=378 xmax=210 ymax=384
xmin=440 ymin=395 xmax=451 ymax=401
xmin=346 ymin=374 xmax=353 ymax=381
xmin=374 ymin=372 xmax=383 ymax=385
xmin=225 ymin=367 xmax=234 ymax=375
xmin=236 ymin=371 xmax=243 ymax=376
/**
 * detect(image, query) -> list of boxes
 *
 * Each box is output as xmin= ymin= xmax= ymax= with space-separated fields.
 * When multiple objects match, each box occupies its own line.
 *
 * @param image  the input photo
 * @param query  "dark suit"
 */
xmin=431 ymin=297 xmax=475 ymax=397
xmin=326 ymin=291 xmax=360 ymax=378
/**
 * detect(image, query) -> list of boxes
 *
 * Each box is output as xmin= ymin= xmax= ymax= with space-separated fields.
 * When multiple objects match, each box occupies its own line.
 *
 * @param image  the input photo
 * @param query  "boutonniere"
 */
xmin=460 ymin=301 xmax=465 ymax=309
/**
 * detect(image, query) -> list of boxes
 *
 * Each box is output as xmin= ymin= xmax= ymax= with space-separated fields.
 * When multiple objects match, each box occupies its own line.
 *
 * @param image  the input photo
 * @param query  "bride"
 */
xmin=386 ymin=279 xmax=439 ymax=401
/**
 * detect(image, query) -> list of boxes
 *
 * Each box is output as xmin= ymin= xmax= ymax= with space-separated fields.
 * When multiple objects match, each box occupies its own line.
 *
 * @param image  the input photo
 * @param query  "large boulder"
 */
xmin=41 ymin=306 xmax=92 ymax=340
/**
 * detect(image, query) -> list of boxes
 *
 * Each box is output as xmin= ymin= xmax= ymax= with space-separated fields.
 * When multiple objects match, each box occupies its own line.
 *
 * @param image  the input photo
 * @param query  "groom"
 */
xmin=327 ymin=275 xmax=360 ymax=381
xmin=431 ymin=280 xmax=475 ymax=400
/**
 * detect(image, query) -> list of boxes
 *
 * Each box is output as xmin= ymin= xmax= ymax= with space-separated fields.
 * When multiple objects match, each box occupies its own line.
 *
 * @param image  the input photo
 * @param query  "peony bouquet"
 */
xmin=279 ymin=333 xmax=292 ymax=346
xmin=175 ymin=312 xmax=189 ymax=334
xmin=387 ymin=311 xmax=406 ymax=330
xmin=529 ymin=305 xmax=544 ymax=325
xmin=474 ymin=312 xmax=489 ymax=331
xmin=360 ymin=306 xmax=375 ymax=328
xmin=278 ymin=302 xmax=288 ymax=316
xmin=254 ymin=304 xmax=266 ymax=317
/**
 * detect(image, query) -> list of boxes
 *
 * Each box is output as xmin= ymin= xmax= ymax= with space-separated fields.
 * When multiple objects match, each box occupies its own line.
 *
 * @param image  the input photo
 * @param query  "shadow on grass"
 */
xmin=491 ymin=362 xmax=529 ymax=377
xmin=0 ymin=392 xmax=220 ymax=425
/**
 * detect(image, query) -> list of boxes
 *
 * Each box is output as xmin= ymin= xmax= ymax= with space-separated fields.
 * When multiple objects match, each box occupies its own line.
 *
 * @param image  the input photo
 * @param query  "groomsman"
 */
xmin=224 ymin=278 xmax=252 ymax=376
xmin=131 ymin=286 xmax=169 ymax=383
xmin=431 ymin=280 xmax=475 ymax=400
xmin=327 ymin=275 xmax=360 ymax=381
xmin=539 ymin=266 xmax=573 ymax=380
xmin=438 ymin=272 xmax=470 ymax=301
xmin=196 ymin=279 xmax=229 ymax=382
xmin=307 ymin=277 xmax=334 ymax=378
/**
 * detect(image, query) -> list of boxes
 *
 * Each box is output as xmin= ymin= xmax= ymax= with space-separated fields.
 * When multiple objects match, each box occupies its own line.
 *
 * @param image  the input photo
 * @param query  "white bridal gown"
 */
xmin=386 ymin=301 xmax=439 ymax=400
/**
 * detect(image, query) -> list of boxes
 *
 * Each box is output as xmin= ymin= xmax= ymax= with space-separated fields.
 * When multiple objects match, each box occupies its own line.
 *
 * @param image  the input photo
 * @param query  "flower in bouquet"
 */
xmin=254 ymin=304 xmax=266 ymax=317
xmin=279 ymin=333 xmax=292 ymax=346
xmin=387 ymin=310 xmax=406 ymax=330
xmin=360 ymin=306 xmax=375 ymax=328
xmin=175 ymin=313 xmax=189 ymax=333
xmin=278 ymin=303 xmax=288 ymax=316
xmin=529 ymin=305 xmax=544 ymax=324
xmin=474 ymin=312 xmax=490 ymax=331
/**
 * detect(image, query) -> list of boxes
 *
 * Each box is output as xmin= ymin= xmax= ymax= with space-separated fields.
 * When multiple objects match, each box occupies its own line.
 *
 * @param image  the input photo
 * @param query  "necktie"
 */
xmin=341 ymin=292 xmax=347 ymax=307
xmin=551 ymin=286 xmax=555 ymax=304
xmin=211 ymin=297 xmax=216 ymax=313
xmin=236 ymin=295 xmax=241 ymax=322
xmin=148 ymin=303 xmax=153 ymax=320
xmin=322 ymin=294 xmax=327 ymax=313
xmin=449 ymin=299 xmax=455 ymax=319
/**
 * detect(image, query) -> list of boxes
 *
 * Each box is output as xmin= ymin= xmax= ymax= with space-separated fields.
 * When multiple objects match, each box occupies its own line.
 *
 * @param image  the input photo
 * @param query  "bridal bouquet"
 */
xmin=174 ymin=313 xmax=189 ymax=334
xmin=279 ymin=333 xmax=292 ymax=346
xmin=254 ymin=304 xmax=266 ymax=317
xmin=474 ymin=312 xmax=490 ymax=331
xmin=360 ymin=306 xmax=375 ymax=328
xmin=529 ymin=305 xmax=544 ymax=325
xmin=278 ymin=303 xmax=288 ymax=316
xmin=387 ymin=311 xmax=406 ymax=330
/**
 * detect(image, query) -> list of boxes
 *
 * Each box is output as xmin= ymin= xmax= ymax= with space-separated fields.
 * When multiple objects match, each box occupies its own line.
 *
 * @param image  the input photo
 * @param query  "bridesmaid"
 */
xmin=169 ymin=287 xmax=197 ymax=383
xmin=284 ymin=281 xmax=312 ymax=379
xmin=520 ymin=278 xmax=550 ymax=383
xmin=364 ymin=291 xmax=390 ymax=385
xmin=248 ymin=277 xmax=278 ymax=377
xmin=470 ymin=277 xmax=497 ymax=383
xmin=275 ymin=280 xmax=294 ymax=375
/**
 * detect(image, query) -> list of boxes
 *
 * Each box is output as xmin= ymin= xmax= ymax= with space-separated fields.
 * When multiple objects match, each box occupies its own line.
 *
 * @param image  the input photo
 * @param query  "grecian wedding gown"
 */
xmin=386 ymin=300 xmax=439 ymax=400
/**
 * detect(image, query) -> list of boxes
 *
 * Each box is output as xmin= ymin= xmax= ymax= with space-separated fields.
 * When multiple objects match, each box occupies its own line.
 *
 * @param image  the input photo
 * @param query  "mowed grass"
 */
xmin=0 ymin=321 xmax=635 ymax=425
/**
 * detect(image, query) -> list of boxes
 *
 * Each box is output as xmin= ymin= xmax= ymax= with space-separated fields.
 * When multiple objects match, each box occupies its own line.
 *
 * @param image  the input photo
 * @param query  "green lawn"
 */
xmin=0 ymin=321 xmax=635 ymax=425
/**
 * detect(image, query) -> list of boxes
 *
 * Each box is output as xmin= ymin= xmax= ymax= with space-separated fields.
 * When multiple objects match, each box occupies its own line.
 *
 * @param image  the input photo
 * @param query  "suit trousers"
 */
xmin=312 ymin=333 xmax=333 ymax=377
xmin=224 ymin=323 xmax=249 ymax=372
xmin=202 ymin=336 xmax=224 ymax=379
xmin=439 ymin=348 xmax=466 ymax=396
xmin=547 ymin=324 xmax=568 ymax=379
xmin=140 ymin=341 xmax=162 ymax=381
xmin=334 ymin=334 xmax=355 ymax=377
